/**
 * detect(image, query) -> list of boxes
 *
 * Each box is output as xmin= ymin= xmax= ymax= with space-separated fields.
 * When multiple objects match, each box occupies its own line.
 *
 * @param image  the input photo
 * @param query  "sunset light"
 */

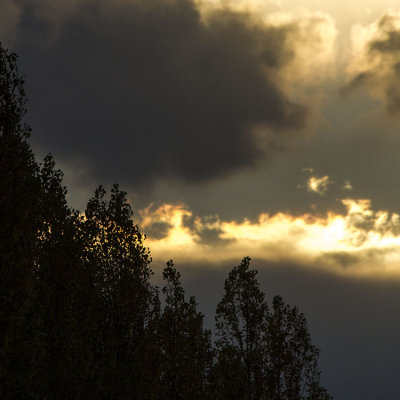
xmin=141 ymin=198 xmax=400 ymax=278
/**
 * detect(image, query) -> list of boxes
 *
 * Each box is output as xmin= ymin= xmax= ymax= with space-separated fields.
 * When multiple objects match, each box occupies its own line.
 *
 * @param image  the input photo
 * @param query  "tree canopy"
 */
xmin=0 ymin=42 xmax=331 ymax=399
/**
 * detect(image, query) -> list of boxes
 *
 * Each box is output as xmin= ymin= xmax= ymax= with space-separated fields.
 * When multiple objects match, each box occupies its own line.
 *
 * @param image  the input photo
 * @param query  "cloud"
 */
xmin=139 ymin=203 xmax=233 ymax=245
xmin=182 ymin=214 xmax=234 ymax=246
xmin=306 ymin=175 xmax=332 ymax=195
xmin=140 ymin=198 xmax=400 ymax=278
xmin=317 ymin=251 xmax=361 ymax=269
xmin=139 ymin=203 xmax=187 ymax=240
xmin=143 ymin=221 xmax=173 ymax=240
xmin=263 ymin=9 xmax=337 ymax=88
xmin=8 ymin=0 xmax=338 ymax=189
xmin=297 ymin=169 xmax=334 ymax=196
xmin=297 ymin=169 xmax=353 ymax=197
xmin=341 ymin=180 xmax=353 ymax=191
xmin=345 ymin=10 xmax=400 ymax=113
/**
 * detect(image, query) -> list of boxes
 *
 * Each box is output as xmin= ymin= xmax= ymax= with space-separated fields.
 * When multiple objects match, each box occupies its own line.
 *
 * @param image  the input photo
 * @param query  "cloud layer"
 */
xmin=140 ymin=197 xmax=400 ymax=277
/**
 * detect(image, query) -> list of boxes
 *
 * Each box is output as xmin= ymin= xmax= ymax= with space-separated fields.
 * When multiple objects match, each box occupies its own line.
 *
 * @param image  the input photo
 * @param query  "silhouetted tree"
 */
xmin=214 ymin=257 xmax=268 ymax=400
xmin=214 ymin=258 xmax=331 ymax=400
xmin=158 ymin=261 xmax=213 ymax=399
xmin=0 ymin=41 xmax=98 ymax=398
xmin=81 ymin=185 xmax=159 ymax=399
xmin=33 ymin=155 xmax=98 ymax=399
xmin=0 ymin=42 xmax=43 ymax=398
xmin=265 ymin=296 xmax=332 ymax=400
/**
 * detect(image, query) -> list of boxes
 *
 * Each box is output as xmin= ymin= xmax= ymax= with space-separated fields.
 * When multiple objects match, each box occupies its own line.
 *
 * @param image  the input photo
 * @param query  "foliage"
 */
xmin=158 ymin=261 xmax=213 ymax=399
xmin=265 ymin=295 xmax=332 ymax=400
xmin=0 ymin=42 xmax=332 ymax=400
xmin=0 ymin=42 xmax=41 ymax=398
xmin=214 ymin=257 xmax=268 ymax=399
xmin=214 ymin=257 xmax=331 ymax=400
xmin=81 ymin=184 xmax=158 ymax=399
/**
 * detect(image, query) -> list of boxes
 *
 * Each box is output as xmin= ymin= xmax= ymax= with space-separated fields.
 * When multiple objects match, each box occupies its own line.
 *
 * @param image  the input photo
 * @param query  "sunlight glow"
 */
xmin=140 ymin=199 xmax=400 ymax=279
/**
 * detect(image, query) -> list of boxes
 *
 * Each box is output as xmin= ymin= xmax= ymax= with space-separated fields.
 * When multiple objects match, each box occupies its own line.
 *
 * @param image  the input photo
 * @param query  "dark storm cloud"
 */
xmin=11 ymin=0 xmax=308 ymax=188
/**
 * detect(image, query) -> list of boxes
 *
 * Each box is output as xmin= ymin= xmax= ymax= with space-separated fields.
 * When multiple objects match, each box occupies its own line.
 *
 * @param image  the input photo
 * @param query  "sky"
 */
xmin=3 ymin=0 xmax=400 ymax=398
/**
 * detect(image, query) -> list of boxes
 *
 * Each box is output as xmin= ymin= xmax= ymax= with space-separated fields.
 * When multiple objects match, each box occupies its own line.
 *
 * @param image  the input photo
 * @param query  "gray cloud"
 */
xmin=143 ymin=220 xmax=173 ymax=240
xmin=316 ymin=246 xmax=400 ymax=271
xmin=10 ymin=0 xmax=309 ymax=189
xmin=317 ymin=251 xmax=361 ymax=269
xmin=182 ymin=214 xmax=234 ymax=246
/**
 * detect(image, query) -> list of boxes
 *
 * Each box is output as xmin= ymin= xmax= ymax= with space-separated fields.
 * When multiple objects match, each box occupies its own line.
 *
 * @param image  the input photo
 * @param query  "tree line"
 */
xmin=0 ymin=43 xmax=332 ymax=399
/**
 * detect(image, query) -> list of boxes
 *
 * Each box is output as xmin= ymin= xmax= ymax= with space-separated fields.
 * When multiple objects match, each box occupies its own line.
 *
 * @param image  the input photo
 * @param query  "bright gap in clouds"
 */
xmin=139 ymin=198 xmax=400 ymax=279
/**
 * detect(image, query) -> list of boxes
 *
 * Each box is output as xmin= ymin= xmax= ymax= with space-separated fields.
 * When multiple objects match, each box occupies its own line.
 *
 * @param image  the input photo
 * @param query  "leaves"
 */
xmin=214 ymin=258 xmax=331 ymax=400
xmin=158 ymin=261 xmax=213 ymax=399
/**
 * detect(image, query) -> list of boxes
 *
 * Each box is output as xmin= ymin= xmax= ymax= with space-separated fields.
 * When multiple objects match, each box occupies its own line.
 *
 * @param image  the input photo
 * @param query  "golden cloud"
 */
xmin=140 ymin=199 xmax=400 ymax=278
xmin=263 ymin=9 xmax=337 ymax=88
xmin=306 ymin=175 xmax=332 ymax=195
xmin=346 ymin=9 xmax=400 ymax=112
xmin=298 ymin=172 xmax=352 ymax=196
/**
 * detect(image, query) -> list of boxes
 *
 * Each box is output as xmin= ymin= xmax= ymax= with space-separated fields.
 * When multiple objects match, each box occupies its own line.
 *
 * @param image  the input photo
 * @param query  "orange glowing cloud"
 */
xmin=139 ymin=199 xmax=400 ymax=278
